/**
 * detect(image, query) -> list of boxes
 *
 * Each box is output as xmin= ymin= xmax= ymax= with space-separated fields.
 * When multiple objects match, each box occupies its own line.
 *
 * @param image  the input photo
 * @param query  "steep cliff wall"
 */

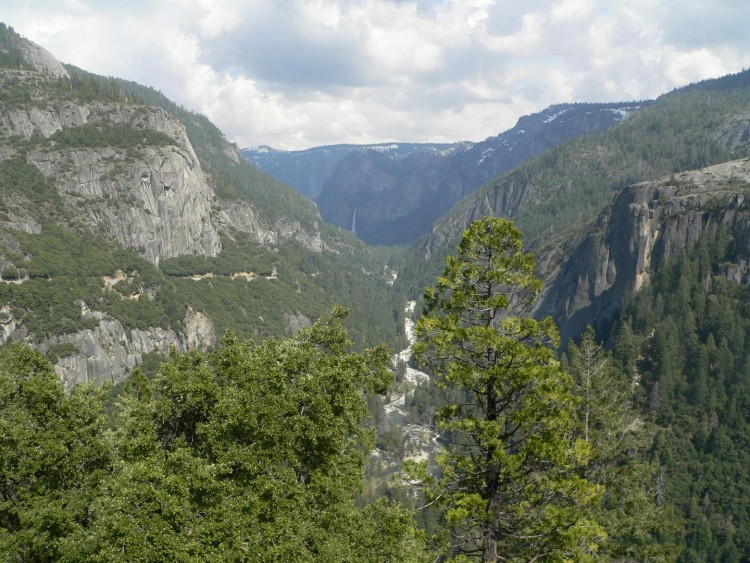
xmin=1 ymin=96 xmax=222 ymax=264
xmin=536 ymin=158 xmax=750 ymax=343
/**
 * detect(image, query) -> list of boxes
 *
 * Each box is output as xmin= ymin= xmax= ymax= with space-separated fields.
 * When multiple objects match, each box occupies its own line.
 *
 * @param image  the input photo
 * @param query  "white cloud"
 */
xmin=4 ymin=1 xmax=750 ymax=149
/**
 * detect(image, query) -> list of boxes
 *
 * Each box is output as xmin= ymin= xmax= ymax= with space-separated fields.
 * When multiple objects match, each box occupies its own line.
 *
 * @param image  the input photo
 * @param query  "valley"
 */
xmin=2 ymin=18 xmax=750 ymax=561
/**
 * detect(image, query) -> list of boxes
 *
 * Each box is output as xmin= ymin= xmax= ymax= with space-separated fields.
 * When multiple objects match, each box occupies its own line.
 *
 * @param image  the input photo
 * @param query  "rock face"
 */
xmin=0 ymin=79 xmax=224 ymax=381
xmin=2 ymin=101 xmax=223 ymax=264
xmin=284 ymin=312 xmax=311 ymax=335
xmin=315 ymin=102 xmax=644 ymax=245
xmin=535 ymin=158 xmax=750 ymax=343
xmin=216 ymin=202 xmax=329 ymax=252
xmin=17 ymin=38 xmax=69 ymax=78
xmin=37 ymin=304 xmax=215 ymax=388
xmin=0 ymin=301 xmax=216 ymax=388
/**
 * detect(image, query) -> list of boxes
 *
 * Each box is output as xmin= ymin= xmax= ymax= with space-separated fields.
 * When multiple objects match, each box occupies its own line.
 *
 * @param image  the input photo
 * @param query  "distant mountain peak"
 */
xmin=0 ymin=23 xmax=68 ymax=78
xmin=246 ymin=145 xmax=281 ymax=154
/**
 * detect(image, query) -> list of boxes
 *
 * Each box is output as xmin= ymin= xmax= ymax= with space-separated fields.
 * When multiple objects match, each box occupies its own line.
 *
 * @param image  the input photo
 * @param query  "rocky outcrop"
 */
xmin=215 ymin=202 xmax=278 ymax=246
xmin=275 ymin=219 xmax=329 ymax=253
xmin=417 ymin=103 xmax=750 ymax=265
xmin=0 ymin=31 xmax=390 ymax=388
xmin=48 ymin=319 xmax=183 ymax=388
xmin=0 ymin=305 xmax=18 ymax=342
xmin=0 ymin=101 xmax=196 ymax=146
xmin=184 ymin=306 xmax=216 ymax=351
xmin=711 ymin=112 xmax=750 ymax=156
xmin=52 ymin=144 xmax=220 ymax=264
xmin=0 ymin=98 xmax=223 ymax=264
xmin=0 ymin=209 xmax=41 ymax=235
xmin=17 ymin=39 xmax=69 ymax=78
xmin=217 ymin=201 xmax=330 ymax=253
xmin=0 ymin=295 xmax=216 ymax=387
xmin=0 ymin=99 xmax=90 ymax=138
xmin=38 ymin=303 xmax=215 ymax=388
xmin=535 ymin=158 xmax=750 ymax=343
xmin=284 ymin=312 xmax=311 ymax=335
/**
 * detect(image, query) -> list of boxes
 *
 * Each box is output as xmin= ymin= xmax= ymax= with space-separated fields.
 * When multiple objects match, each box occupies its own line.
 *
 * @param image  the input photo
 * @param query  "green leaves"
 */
xmin=58 ymin=309 xmax=423 ymax=559
xmin=0 ymin=344 xmax=112 ymax=561
xmin=0 ymin=310 xmax=429 ymax=560
xmin=412 ymin=217 xmax=604 ymax=560
xmin=567 ymin=328 xmax=675 ymax=559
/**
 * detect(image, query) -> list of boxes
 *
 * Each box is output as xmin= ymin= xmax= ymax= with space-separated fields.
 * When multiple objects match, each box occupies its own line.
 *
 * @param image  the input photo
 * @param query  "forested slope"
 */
xmin=612 ymin=230 xmax=750 ymax=560
xmin=0 ymin=23 xmax=407 ymax=386
xmin=397 ymin=69 xmax=750 ymax=301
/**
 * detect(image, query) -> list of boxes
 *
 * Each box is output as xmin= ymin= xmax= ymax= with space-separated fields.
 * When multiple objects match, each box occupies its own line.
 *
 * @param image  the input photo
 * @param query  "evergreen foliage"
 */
xmin=0 ymin=311 xmax=429 ymax=561
xmin=410 ymin=218 xmax=603 ymax=560
xmin=0 ymin=155 xmax=61 ymax=218
xmin=614 ymin=228 xmax=750 ymax=560
xmin=566 ymin=328 xmax=678 ymax=560
xmin=46 ymin=123 xmax=174 ymax=150
xmin=0 ymin=23 xmax=30 ymax=70
xmin=0 ymin=344 xmax=112 ymax=561
xmin=0 ymin=227 xmax=183 ymax=338
xmin=501 ymin=80 xmax=748 ymax=250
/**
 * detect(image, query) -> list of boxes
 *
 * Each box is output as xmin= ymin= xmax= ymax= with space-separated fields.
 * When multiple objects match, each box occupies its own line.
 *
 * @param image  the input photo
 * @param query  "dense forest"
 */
xmin=1 ymin=221 xmax=674 ymax=561
xmin=3 ymin=20 xmax=750 ymax=560
xmin=612 ymin=229 xmax=750 ymax=560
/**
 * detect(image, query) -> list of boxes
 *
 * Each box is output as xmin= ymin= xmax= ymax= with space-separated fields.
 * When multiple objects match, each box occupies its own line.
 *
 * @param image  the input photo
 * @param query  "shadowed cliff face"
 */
xmin=535 ymin=158 xmax=750 ymax=344
xmin=313 ymin=103 xmax=644 ymax=245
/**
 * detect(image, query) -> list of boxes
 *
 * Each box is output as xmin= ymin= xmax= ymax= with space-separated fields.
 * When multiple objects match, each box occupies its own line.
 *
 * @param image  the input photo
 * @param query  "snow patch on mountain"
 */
xmin=542 ymin=107 xmax=572 ymax=123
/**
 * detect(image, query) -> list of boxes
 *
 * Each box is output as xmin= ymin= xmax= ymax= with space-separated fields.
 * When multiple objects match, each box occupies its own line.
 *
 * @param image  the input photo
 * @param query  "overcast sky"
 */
xmin=5 ymin=0 xmax=750 ymax=150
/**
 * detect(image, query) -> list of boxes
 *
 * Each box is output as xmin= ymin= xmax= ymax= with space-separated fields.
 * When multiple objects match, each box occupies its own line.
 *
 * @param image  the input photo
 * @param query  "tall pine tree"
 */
xmin=412 ymin=218 xmax=603 ymax=561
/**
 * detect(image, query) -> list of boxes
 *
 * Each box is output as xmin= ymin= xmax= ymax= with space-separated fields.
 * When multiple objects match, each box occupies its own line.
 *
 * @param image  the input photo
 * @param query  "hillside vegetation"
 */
xmin=398 ymin=69 xmax=750 ymax=300
xmin=0 ymin=23 xmax=408 ymax=388
xmin=612 ymin=229 xmax=750 ymax=559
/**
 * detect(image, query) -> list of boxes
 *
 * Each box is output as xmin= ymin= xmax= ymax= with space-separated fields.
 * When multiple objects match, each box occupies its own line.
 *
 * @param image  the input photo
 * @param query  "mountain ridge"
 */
xmin=0 ymin=24 xmax=406 ymax=386
xmin=310 ymin=101 xmax=646 ymax=245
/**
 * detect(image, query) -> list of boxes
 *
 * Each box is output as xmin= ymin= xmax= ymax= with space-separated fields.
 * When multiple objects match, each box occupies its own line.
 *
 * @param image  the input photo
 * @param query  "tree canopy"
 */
xmin=0 ymin=309 xmax=429 ymax=561
xmin=411 ymin=217 xmax=603 ymax=561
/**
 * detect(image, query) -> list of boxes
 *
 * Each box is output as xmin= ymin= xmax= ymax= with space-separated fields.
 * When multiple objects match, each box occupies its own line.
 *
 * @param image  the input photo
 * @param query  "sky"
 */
xmin=5 ymin=0 xmax=750 ymax=150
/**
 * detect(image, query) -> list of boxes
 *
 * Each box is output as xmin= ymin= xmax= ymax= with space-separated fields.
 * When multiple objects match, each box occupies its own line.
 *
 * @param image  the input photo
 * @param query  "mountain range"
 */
xmin=3 ymin=21 xmax=750 ymax=558
xmin=246 ymin=102 xmax=647 ymax=245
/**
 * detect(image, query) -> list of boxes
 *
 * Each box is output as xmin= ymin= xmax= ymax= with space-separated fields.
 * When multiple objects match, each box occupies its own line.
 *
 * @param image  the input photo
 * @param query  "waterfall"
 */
xmin=350 ymin=208 xmax=358 ymax=235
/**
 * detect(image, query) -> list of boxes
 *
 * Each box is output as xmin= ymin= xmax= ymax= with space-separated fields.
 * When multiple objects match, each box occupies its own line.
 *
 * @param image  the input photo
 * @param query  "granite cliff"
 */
xmin=3 ymin=99 xmax=222 ymax=264
xmin=536 ymin=158 xmax=750 ymax=343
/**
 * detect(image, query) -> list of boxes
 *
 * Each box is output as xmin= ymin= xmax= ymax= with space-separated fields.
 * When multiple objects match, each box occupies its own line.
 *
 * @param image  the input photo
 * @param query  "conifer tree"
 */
xmin=412 ymin=217 xmax=603 ymax=561
xmin=568 ymin=327 xmax=677 ymax=560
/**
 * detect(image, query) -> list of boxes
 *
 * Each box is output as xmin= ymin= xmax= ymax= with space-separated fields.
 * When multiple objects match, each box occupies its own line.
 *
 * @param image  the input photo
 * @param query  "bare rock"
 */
xmin=284 ymin=311 xmax=311 ymax=335
xmin=536 ymin=158 xmax=750 ymax=342
xmin=17 ymin=40 xmax=69 ymax=78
